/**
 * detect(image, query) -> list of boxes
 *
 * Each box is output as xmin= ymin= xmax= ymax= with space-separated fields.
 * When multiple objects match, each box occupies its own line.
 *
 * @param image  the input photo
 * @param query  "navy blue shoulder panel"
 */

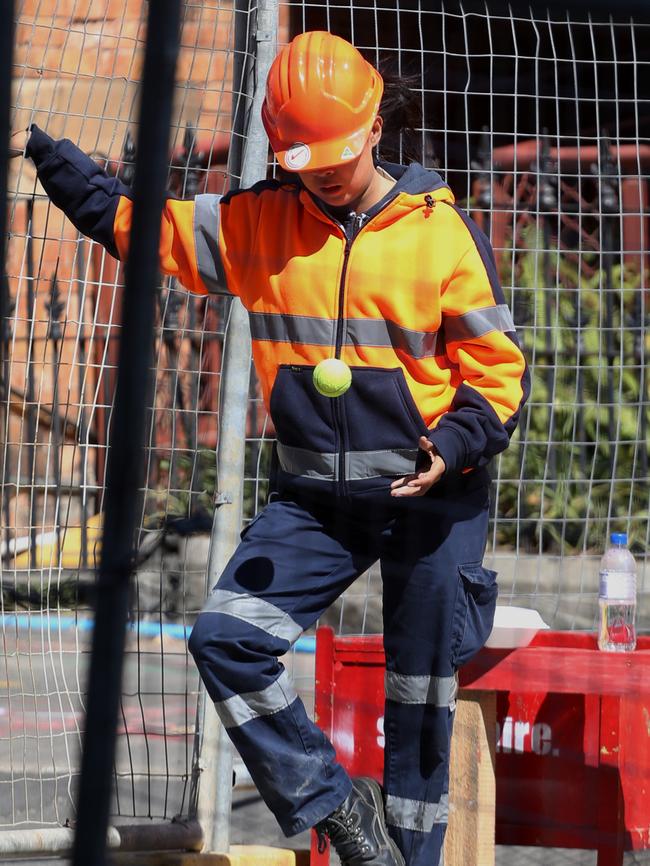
xmin=26 ymin=125 xmax=132 ymax=259
xmin=444 ymin=202 xmax=507 ymax=307
xmin=220 ymin=177 xmax=299 ymax=207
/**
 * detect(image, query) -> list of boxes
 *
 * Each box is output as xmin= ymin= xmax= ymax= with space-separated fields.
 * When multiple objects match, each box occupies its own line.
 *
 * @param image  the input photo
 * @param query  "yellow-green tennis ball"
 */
xmin=313 ymin=359 xmax=352 ymax=398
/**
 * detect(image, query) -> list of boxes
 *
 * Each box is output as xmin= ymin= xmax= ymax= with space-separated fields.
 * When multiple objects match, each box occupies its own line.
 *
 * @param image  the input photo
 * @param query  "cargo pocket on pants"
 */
xmin=451 ymin=564 xmax=498 ymax=668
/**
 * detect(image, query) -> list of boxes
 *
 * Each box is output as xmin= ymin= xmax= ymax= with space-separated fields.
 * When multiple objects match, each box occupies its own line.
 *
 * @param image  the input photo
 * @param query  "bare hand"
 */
xmin=390 ymin=436 xmax=446 ymax=498
xmin=9 ymin=129 xmax=29 ymax=159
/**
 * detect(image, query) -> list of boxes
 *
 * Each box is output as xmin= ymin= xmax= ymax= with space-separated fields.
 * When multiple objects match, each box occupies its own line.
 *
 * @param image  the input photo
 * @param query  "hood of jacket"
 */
xmin=298 ymin=160 xmax=455 ymax=228
xmin=375 ymin=160 xmax=452 ymax=199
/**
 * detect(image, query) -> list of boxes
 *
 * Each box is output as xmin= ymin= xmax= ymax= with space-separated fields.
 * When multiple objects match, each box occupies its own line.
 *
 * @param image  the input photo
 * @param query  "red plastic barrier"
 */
xmin=313 ymin=628 xmax=650 ymax=866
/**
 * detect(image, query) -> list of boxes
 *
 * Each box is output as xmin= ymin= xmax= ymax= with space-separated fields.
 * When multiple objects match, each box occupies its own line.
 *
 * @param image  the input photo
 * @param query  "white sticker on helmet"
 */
xmin=340 ymin=146 xmax=355 ymax=160
xmin=285 ymin=143 xmax=312 ymax=170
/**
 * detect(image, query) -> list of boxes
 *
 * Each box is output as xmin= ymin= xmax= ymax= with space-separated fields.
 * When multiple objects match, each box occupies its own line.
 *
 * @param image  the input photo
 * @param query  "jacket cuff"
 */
xmin=427 ymin=425 xmax=468 ymax=475
xmin=25 ymin=124 xmax=55 ymax=167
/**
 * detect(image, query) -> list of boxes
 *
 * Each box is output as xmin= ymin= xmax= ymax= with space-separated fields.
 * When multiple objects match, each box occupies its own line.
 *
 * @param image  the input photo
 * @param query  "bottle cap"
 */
xmin=611 ymin=532 xmax=628 ymax=546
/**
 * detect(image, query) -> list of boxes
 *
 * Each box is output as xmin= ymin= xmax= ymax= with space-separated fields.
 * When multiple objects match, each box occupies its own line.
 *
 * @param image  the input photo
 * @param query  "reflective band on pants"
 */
xmin=385 ymin=671 xmax=458 ymax=708
xmin=386 ymin=792 xmax=450 ymax=833
xmin=199 ymin=588 xmax=303 ymax=645
xmin=214 ymin=670 xmax=298 ymax=729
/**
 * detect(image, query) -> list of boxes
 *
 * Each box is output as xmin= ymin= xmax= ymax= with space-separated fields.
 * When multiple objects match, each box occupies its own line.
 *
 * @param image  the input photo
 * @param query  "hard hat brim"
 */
xmin=262 ymin=78 xmax=383 ymax=173
xmin=272 ymin=124 xmax=374 ymax=173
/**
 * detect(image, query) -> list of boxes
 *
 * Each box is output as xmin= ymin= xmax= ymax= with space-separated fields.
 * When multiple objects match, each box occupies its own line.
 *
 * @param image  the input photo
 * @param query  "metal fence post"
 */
xmin=71 ymin=1 xmax=183 ymax=863
xmin=0 ymin=1 xmax=13 ymax=363
xmin=194 ymin=0 xmax=278 ymax=853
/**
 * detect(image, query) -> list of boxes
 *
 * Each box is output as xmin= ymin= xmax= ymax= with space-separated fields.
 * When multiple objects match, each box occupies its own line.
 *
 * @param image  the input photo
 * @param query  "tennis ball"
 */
xmin=313 ymin=358 xmax=352 ymax=398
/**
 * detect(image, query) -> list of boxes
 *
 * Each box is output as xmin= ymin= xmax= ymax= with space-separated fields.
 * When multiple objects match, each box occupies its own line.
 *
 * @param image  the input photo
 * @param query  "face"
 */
xmin=297 ymin=117 xmax=383 ymax=211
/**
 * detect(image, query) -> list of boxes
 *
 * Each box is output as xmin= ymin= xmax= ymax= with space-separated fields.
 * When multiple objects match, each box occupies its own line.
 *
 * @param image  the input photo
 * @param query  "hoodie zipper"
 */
xmin=333 ymin=212 xmax=367 ymax=494
xmin=334 ymin=212 xmax=366 ymax=358
xmin=310 ymin=194 xmax=407 ymax=494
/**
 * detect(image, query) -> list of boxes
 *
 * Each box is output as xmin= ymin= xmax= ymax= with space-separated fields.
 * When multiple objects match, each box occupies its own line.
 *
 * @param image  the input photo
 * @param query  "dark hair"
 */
xmin=375 ymin=65 xmax=424 ymax=165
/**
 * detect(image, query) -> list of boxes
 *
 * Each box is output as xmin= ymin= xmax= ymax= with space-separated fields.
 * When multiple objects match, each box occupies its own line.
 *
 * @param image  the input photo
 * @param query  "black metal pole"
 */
xmin=46 ymin=263 xmax=63 ymax=567
xmin=75 ymin=235 xmax=89 ymax=570
xmin=71 ymin=1 xmax=182 ymax=864
xmin=229 ymin=0 xmax=251 ymax=190
xmin=0 ymin=2 xmax=13 ymax=370
xmin=158 ymin=285 xmax=187 ymax=493
xmin=25 ymin=197 xmax=37 ymax=568
xmin=1 ymin=290 xmax=13 ymax=562
xmin=0 ymin=4 xmax=15 ymax=566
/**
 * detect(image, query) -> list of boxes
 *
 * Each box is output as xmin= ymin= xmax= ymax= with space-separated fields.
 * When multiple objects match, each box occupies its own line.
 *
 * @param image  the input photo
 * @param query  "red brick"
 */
xmin=16 ymin=19 xmax=68 ymax=48
xmin=19 ymin=0 xmax=70 ymax=21
xmin=99 ymin=43 xmax=143 ymax=79
xmin=198 ymin=80 xmax=235 ymax=117
xmin=278 ymin=3 xmax=290 ymax=44
xmin=14 ymin=21 xmax=67 ymax=72
xmin=177 ymin=47 xmax=209 ymax=84
xmin=178 ymin=47 xmax=229 ymax=86
xmin=181 ymin=8 xmax=234 ymax=51
xmin=83 ymin=16 xmax=142 ymax=42
xmin=16 ymin=26 xmax=104 ymax=77
xmin=59 ymin=31 xmax=103 ymax=76
xmin=20 ymin=0 xmax=144 ymax=23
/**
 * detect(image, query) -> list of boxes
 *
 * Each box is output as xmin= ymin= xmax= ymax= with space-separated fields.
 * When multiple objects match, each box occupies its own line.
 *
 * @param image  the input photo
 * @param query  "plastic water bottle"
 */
xmin=598 ymin=532 xmax=637 ymax=652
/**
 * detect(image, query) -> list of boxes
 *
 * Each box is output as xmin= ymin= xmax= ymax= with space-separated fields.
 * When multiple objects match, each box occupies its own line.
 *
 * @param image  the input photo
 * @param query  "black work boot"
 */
xmin=315 ymin=777 xmax=405 ymax=865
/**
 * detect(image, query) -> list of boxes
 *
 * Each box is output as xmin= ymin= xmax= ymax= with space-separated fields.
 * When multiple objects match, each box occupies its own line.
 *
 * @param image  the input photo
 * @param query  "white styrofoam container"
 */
xmin=485 ymin=606 xmax=550 ymax=649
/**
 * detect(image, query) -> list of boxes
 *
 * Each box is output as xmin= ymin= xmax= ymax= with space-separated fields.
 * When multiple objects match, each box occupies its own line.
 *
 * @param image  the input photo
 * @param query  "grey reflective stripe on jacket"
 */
xmin=443 ymin=303 xmax=516 ymax=343
xmin=199 ymin=588 xmax=303 ymax=645
xmin=385 ymin=671 xmax=458 ymax=709
xmin=194 ymin=194 xmax=229 ymax=294
xmin=385 ymin=793 xmax=450 ymax=833
xmin=249 ymin=312 xmax=438 ymax=359
xmin=276 ymin=442 xmax=419 ymax=481
xmin=249 ymin=311 xmax=335 ymax=346
xmin=214 ymin=670 xmax=298 ymax=729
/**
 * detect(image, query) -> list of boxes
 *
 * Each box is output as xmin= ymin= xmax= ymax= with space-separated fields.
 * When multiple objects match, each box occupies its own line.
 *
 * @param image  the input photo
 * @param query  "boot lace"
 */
xmin=316 ymin=806 xmax=371 ymax=863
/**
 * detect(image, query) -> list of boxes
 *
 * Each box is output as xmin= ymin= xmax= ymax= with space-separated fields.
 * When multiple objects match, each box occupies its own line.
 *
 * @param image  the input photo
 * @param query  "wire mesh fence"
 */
xmin=2 ymin=0 xmax=246 ymax=829
xmin=270 ymin=0 xmax=650 ymax=636
xmin=1 ymin=0 xmax=649 ymax=844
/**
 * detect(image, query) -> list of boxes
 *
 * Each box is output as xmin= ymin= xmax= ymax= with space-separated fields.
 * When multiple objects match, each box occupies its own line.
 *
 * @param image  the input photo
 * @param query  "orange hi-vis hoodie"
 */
xmin=27 ymin=125 xmax=530 ymax=499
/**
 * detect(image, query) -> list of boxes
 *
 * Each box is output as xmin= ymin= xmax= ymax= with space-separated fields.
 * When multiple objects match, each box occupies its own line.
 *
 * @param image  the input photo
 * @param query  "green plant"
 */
xmin=144 ymin=438 xmax=274 ymax=528
xmin=494 ymin=227 xmax=649 ymax=554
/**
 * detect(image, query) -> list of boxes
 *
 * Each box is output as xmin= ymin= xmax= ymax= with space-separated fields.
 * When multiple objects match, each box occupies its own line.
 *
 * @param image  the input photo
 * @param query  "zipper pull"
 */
xmin=424 ymin=195 xmax=435 ymax=218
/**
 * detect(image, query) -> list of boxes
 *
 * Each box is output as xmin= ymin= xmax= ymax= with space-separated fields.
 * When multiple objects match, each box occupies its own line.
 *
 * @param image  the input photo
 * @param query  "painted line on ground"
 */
xmin=0 ymin=614 xmax=317 ymax=653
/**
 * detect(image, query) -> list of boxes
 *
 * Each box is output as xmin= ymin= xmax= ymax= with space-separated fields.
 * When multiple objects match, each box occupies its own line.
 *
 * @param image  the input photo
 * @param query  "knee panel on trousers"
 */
xmin=190 ymin=612 xmax=290 ymax=694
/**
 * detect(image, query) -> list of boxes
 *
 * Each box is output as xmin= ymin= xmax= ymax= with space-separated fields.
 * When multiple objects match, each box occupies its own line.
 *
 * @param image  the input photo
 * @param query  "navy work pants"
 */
xmin=189 ymin=486 xmax=496 ymax=866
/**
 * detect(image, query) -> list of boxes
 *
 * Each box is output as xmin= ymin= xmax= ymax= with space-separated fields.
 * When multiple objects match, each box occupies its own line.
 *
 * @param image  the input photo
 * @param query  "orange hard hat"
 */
xmin=262 ymin=31 xmax=384 ymax=173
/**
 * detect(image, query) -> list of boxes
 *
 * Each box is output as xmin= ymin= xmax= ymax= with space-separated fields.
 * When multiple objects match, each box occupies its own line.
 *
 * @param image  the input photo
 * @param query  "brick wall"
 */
xmin=3 ymin=0 xmax=284 ymax=560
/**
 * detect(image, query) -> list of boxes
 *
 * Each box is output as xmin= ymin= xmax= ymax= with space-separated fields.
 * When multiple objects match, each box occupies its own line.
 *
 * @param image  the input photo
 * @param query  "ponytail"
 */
xmin=376 ymin=66 xmax=424 ymax=165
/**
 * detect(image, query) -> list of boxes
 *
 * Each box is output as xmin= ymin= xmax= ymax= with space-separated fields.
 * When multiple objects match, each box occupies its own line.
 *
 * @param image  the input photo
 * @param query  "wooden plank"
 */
xmin=444 ymin=690 xmax=496 ymax=866
xmin=109 ymin=855 xmax=229 ymax=866
xmin=109 ymin=845 xmax=309 ymax=866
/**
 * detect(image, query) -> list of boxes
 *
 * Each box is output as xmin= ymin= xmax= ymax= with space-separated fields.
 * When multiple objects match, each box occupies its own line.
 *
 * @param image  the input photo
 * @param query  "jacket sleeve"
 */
xmin=25 ymin=125 xmax=232 ymax=297
xmin=428 ymin=207 xmax=530 ymax=474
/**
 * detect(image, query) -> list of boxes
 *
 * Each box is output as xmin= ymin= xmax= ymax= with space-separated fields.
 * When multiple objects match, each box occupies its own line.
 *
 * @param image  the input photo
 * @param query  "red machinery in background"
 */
xmin=471 ymin=137 xmax=650 ymax=275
